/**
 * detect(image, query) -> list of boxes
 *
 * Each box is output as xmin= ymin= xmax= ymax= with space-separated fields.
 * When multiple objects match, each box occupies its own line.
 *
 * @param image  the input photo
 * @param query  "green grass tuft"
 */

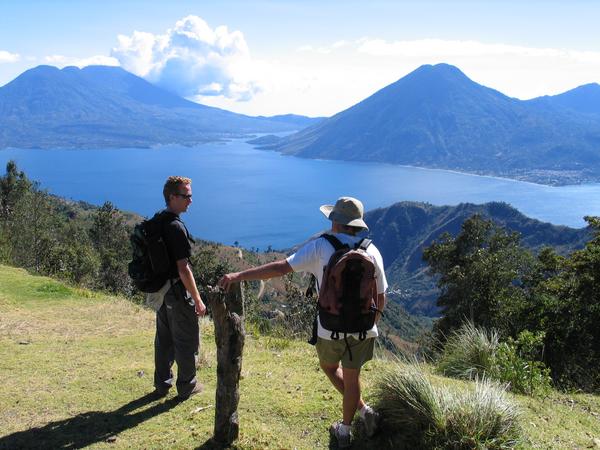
xmin=437 ymin=322 xmax=499 ymax=380
xmin=36 ymin=281 xmax=75 ymax=296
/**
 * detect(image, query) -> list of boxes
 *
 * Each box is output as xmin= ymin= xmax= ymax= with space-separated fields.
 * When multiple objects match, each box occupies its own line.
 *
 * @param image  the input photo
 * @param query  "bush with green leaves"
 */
xmin=528 ymin=217 xmax=600 ymax=391
xmin=490 ymin=331 xmax=552 ymax=397
xmin=423 ymin=214 xmax=533 ymax=339
xmin=243 ymin=276 xmax=315 ymax=340
xmin=423 ymin=213 xmax=600 ymax=391
xmin=276 ymin=274 xmax=316 ymax=340
xmin=437 ymin=322 xmax=552 ymax=396
xmin=374 ymin=362 xmax=521 ymax=449
xmin=189 ymin=244 xmax=233 ymax=294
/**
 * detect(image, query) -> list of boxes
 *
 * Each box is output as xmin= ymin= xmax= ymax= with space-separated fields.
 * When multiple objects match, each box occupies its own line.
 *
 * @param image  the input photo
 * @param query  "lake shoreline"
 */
xmin=253 ymin=142 xmax=598 ymax=187
xmin=4 ymin=135 xmax=599 ymax=187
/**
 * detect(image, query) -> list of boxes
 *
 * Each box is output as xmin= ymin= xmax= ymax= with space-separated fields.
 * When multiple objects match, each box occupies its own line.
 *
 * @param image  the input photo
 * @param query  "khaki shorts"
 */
xmin=316 ymin=336 xmax=375 ymax=370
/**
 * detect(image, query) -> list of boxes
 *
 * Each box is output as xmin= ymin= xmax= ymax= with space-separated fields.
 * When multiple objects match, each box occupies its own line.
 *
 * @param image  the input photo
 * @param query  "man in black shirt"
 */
xmin=153 ymin=176 xmax=206 ymax=400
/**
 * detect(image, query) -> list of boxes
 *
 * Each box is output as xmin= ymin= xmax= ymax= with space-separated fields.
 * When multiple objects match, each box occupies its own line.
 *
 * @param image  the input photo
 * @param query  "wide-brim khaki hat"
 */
xmin=320 ymin=196 xmax=369 ymax=230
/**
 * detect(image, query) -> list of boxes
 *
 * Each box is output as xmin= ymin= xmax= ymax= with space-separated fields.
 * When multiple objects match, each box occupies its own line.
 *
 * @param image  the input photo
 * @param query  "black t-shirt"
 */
xmin=159 ymin=211 xmax=193 ymax=278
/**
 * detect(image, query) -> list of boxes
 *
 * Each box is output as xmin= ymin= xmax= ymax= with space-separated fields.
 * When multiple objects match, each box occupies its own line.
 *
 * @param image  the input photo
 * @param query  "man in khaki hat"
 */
xmin=219 ymin=196 xmax=387 ymax=447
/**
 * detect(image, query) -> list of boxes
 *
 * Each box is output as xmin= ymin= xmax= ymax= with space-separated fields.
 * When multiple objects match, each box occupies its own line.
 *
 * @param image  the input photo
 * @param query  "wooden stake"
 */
xmin=206 ymin=283 xmax=245 ymax=445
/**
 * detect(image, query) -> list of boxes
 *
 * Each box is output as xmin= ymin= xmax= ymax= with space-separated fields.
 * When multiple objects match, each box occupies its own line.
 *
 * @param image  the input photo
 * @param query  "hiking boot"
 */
xmin=361 ymin=408 xmax=380 ymax=437
xmin=177 ymin=382 xmax=203 ymax=401
xmin=329 ymin=420 xmax=352 ymax=448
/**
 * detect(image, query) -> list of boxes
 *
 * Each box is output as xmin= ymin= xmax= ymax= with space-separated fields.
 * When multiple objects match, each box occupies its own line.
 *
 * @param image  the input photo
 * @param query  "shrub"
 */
xmin=246 ymin=274 xmax=316 ymax=341
xmin=277 ymin=275 xmax=316 ymax=340
xmin=437 ymin=323 xmax=552 ymax=396
xmin=490 ymin=331 xmax=552 ymax=397
xmin=373 ymin=363 xmax=521 ymax=449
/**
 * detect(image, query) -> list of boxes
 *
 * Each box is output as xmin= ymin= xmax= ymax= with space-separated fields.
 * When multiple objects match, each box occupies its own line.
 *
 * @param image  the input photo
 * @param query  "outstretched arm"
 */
xmin=218 ymin=259 xmax=293 ymax=291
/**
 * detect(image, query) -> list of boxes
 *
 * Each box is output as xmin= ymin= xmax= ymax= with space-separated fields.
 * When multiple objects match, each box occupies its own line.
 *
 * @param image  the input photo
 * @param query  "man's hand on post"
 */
xmin=218 ymin=261 xmax=292 ymax=292
xmin=218 ymin=273 xmax=240 ymax=292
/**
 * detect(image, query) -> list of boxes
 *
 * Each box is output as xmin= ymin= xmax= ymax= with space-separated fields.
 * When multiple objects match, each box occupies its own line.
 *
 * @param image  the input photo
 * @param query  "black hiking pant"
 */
xmin=154 ymin=280 xmax=199 ymax=397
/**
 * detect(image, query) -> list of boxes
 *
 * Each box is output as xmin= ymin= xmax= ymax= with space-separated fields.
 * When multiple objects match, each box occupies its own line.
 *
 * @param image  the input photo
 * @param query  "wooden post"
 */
xmin=206 ymin=283 xmax=245 ymax=446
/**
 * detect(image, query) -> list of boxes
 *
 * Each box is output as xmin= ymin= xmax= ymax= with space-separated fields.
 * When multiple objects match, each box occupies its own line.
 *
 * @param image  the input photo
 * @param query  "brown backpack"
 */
xmin=318 ymin=234 xmax=380 ymax=343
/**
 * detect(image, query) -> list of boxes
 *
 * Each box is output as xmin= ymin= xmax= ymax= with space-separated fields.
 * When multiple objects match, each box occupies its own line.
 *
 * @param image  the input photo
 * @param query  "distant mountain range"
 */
xmin=532 ymin=83 xmax=600 ymax=116
xmin=260 ymin=63 xmax=600 ymax=185
xmin=0 ymin=65 xmax=317 ymax=149
xmin=5 ymin=63 xmax=600 ymax=185
xmin=364 ymin=201 xmax=590 ymax=316
xmin=256 ymin=114 xmax=325 ymax=128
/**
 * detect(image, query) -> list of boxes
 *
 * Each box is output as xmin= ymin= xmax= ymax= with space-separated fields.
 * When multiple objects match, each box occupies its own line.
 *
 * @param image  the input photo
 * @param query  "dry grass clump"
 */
xmin=373 ymin=363 xmax=521 ymax=449
xmin=437 ymin=322 xmax=499 ymax=380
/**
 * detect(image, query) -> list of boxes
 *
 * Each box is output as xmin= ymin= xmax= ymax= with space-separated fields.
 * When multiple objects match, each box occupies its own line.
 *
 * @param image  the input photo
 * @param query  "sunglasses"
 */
xmin=174 ymin=193 xmax=192 ymax=199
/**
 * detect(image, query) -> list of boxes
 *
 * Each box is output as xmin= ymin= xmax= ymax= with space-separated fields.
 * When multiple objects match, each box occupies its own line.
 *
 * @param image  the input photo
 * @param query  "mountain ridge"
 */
xmin=364 ymin=200 xmax=591 ymax=316
xmin=263 ymin=63 xmax=600 ymax=185
xmin=531 ymin=83 xmax=600 ymax=116
xmin=0 ymin=65 xmax=314 ymax=149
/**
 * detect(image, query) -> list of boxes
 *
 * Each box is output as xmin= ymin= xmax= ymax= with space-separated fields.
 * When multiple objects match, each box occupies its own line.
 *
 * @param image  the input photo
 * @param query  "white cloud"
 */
xmin=194 ymin=52 xmax=388 ymax=117
xmin=296 ymin=45 xmax=314 ymax=53
xmin=356 ymin=38 xmax=564 ymax=58
xmin=296 ymin=40 xmax=350 ymax=55
xmin=332 ymin=40 xmax=349 ymax=49
xmin=44 ymin=54 xmax=119 ymax=67
xmin=0 ymin=50 xmax=20 ymax=64
xmin=28 ymin=31 xmax=597 ymax=117
xmin=111 ymin=15 xmax=260 ymax=101
xmin=110 ymin=31 xmax=162 ymax=77
xmin=356 ymin=38 xmax=600 ymax=67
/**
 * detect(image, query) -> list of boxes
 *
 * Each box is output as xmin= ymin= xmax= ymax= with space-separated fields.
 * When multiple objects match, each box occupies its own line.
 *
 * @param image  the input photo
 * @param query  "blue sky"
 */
xmin=1 ymin=0 xmax=599 ymax=116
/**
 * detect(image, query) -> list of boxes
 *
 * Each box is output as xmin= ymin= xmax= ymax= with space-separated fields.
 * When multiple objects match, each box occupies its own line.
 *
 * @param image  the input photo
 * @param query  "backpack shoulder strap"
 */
xmin=149 ymin=210 xmax=174 ymax=227
xmin=356 ymin=238 xmax=372 ymax=251
xmin=321 ymin=233 xmax=347 ymax=251
xmin=155 ymin=210 xmax=177 ymax=223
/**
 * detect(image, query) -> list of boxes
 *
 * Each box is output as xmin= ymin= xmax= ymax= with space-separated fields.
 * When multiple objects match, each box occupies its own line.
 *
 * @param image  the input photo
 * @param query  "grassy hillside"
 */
xmin=1 ymin=264 xmax=599 ymax=449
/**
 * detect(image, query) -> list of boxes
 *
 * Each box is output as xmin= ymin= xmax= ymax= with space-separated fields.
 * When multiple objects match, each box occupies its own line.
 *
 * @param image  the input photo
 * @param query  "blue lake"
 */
xmin=3 ymin=139 xmax=600 ymax=250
